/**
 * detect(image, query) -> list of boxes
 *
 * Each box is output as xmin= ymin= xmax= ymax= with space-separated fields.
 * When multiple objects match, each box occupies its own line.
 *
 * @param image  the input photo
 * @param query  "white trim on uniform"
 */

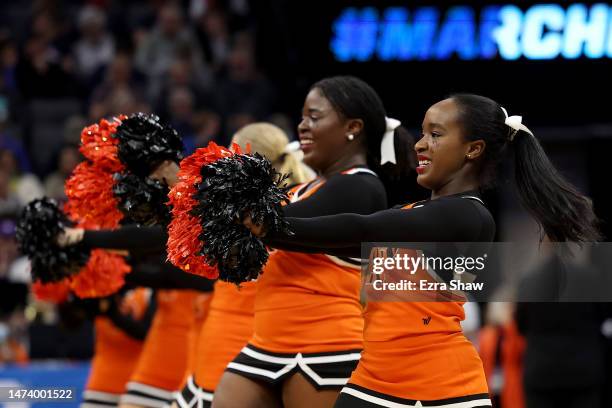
xmin=325 ymin=255 xmax=362 ymax=269
xmin=342 ymin=168 xmax=378 ymax=177
xmin=340 ymin=387 xmax=492 ymax=408
xmin=228 ymin=347 xmax=362 ymax=386
xmin=187 ymin=376 xmax=213 ymax=402
xmin=126 ymin=382 xmax=176 ymax=400
xmin=120 ymin=394 xmax=170 ymax=408
xmin=80 ymin=403 xmax=119 ymax=408
xmin=82 ymin=390 xmax=120 ymax=403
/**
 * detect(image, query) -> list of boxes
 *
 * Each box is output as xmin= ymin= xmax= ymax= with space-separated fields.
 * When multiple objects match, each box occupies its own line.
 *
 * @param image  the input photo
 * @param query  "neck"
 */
xmin=430 ymin=176 xmax=479 ymax=200
xmin=320 ymin=153 xmax=367 ymax=179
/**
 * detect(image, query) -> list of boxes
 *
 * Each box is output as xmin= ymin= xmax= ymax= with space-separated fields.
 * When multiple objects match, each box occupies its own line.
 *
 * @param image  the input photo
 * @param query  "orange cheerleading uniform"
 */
xmin=86 ymin=317 xmax=145 ymax=394
xmin=227 ymin=169 xmax=387 ymax=391
xmin=123 ymin=289 xmax=200 ymax=407
xmin=185 ymin=293 xmax=213 ymax=378
xmin=83 ymin=288 xmax=150 ymax=406
xmin=269 ymin=194 xmax=495 ymax=406
xmin=341 ymin=201 xmax=490 ymax=405
xmin=193 ymin=280 xmax=257 ymax=389
xmin=177 ymin=281 xmax=256 ymax=408
xmin=252 ymin=180 xmax=363 ymax=353
xmin=347 ymin=301 xmax=489 ymax=400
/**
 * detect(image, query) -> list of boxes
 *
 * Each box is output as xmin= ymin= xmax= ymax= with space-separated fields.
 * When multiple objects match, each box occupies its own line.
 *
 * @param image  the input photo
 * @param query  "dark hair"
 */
xmin=312 ymin=76 xmax=417 ymax=204
xmin=451 ymin=93 xmax=600 ymax=242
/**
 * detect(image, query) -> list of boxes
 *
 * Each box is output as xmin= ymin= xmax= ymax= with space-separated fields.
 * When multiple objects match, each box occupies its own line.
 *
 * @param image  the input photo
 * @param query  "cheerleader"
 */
xmin=57 ymin=112 xmax=212 ymax=408
xmin=242 ymin=94 xmax=600 ymax=407
xmin=212 ymin=77 xmax=417 ymax=408
xmin=60 ymin=223 xmax=214 ymax=408
xmin=82 ymin=288 xmax=154 ymax=408
xmin=176 ymin=122 xmax=312 ymax=408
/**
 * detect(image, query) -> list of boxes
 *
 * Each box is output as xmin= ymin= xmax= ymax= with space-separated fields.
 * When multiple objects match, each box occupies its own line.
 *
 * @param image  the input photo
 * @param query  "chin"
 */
xmin=416 ymin=175 xmax=434 ymax=190
xmin=302 ymin=155 xmax=318 ymax=170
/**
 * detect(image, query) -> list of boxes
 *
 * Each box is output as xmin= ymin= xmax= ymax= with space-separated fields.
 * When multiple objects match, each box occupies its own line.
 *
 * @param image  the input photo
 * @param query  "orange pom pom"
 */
xmin=166 ymin=142 xmax=239 ymax=278
xmin=64 ymin=161 xmax=124 ymax=229
xmin=70 ymin=250 xmax=131 ymax=298
xmin=79 ymin=116 xmax=126 ymax=172
xmin=32 ymin=280 xmax=71 ymax=303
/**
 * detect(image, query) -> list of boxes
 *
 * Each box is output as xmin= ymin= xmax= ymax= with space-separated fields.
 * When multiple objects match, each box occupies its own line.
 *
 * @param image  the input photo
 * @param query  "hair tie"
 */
xmin=381 ymin=117 xmax=401 ymax=165
xmin=501 ymin=107 xmax=534 ymax=141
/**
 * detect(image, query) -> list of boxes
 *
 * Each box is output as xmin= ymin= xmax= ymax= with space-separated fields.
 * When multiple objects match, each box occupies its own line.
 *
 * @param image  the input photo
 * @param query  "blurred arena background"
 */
xmin=0 ymin=1 xmax=611 ymax=407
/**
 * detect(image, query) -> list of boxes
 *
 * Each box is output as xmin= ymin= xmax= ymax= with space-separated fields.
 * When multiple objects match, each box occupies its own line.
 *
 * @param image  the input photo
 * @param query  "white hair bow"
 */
xmin=380 ymin=117 xmax=401 ymax=165
xmin=501 ymin=107 xmax=534 ymax=141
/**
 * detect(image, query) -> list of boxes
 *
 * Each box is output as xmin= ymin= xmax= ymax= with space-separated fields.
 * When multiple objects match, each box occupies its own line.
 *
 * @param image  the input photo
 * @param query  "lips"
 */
xmin=299 ymin=137 xmax=315 ymax=152
xmin=416 ymin=154 xmax=431 ymax=174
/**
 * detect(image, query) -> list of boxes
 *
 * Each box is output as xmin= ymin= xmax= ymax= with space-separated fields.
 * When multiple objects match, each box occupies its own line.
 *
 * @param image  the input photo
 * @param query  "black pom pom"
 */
xmin=192 ymin=153 xmax=291 ymax=284
xmin=113 ymin=173 xmax=171 ymax=226
xmin=15 ymin=198 xmax=89 ymax=283
xmin=114 ymin=113 xmax=184 ymax=177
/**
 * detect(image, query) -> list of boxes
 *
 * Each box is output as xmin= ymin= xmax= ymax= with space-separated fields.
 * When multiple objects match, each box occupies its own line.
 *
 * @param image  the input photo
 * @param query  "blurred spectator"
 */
xmin=0 ymin=169 xmax=19 ymax=219
xmin=16 ymin=12 xmax=77 ymax=99
xmin=194 ymin=9 xmax=231 ymax=73
xmin=91 ymin=52 xmax=143 ymax=101
xmin=479 ymin=303 xmax=526 ymax=408
xmin=16 ymin=35 xmax=74 ymax=98
xmin=63 ymin=115 xmax=87 ymax=145
xmin=89 ymin=53 xmax=148 ymax=119
xmin=0 ymin=148 xmax=43 ymax=206
xmin=214 ymin=32 xmax=275 ymax=141
xmin=516 ymin=250 xmax=609 ymax=408
xmin=167 ymin=86 xmax=197 ymax=149
xmin=90 ymin=86 xmax=150 ymax=120
xmin=268 ymin=112 xmax=296 ymax=141
xmin=0 ymin=35 xmax=19 ymax=96
xmin=190 ymin=110 xmax=221 ymax=150
xmin=155 ymin=56 xmax=211 ymax=118
xmin=0 ymin=108 xmax=31 ymax=173
xmin=134 ymin=3 xmax=210 ymax=102
xmin=0 ymin=314 xmax=28 ymax=364
xmin=73 ymin=5 xmax=115 ymax=86
xmin=0 ymin=217 xmax=17 ymax=275
xmin=44 ymin=143 xmax=80 ymax=201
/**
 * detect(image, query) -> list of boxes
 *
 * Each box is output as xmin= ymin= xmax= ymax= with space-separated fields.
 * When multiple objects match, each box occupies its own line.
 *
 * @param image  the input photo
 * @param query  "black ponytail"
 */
xmin=512 ymin=130 xmax=600 ymax=242
xmin=313 ymin=76 xmax=419 ymax=205
xmin=451 ymin=93 xmax=600 ymax=243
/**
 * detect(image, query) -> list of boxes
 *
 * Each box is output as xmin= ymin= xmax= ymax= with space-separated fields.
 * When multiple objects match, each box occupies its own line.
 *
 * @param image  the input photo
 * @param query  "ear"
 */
xmin=466 ymin=139 xmax=486 ymax=160
xmin=346 ymin=119 xmax=364 ymax=137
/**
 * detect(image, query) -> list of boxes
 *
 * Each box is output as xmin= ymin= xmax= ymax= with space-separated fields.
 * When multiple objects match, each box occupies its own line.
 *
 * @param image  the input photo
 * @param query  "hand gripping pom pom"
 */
xmin=16 ymin=198 xmax=90 ymax=283
xmin=167 ymin=142 xmax=235 ymax=278
xmin=193 ymin=153 xmax=291 ymax=283
xmin=113 ymin=173 xmax=171 ymax=226
xmin=114 ymin=113 xmax=184 ymax=177
xmin=63 ymin=123 xmax=132 ymax=298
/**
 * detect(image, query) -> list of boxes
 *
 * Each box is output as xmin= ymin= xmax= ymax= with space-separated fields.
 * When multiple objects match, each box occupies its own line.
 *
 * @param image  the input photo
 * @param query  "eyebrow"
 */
xmin=307 ymin=108 xmax=325 ymax=114
xmin=429 ymin=122 xmax=447 ymax=131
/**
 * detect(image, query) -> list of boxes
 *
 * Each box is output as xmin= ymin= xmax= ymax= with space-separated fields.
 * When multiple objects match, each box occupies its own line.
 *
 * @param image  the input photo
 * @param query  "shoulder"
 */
xmin=418 ymin=196 xmax=495 ymax=240
xmin=327 ymin=168 xmax=385 ymax=192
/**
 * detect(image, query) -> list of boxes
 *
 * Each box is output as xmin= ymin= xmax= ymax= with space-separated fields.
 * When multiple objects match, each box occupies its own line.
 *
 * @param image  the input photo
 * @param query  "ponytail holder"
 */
xmin=381 ymin=117 xmax=401 ymax=165
xmin=282 ymin=140 xmax=304 ymax=161
xmin=283 ymin=140 xmax=301 ymax=154
xmin=501 ymin=107 xmax=534 ymax=141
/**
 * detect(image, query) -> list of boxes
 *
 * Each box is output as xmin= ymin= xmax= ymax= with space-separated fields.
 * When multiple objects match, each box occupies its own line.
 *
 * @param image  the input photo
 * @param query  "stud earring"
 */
xmin=347 ymin=134 xmax=354 ymax=141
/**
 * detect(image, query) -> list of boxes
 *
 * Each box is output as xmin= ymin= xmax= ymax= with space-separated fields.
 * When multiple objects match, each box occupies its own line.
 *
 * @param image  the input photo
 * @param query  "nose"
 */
xmin=298 ymin=117 xmax=309 ymax=134
xmin=415 ymin=134 xmax=428 ymax=153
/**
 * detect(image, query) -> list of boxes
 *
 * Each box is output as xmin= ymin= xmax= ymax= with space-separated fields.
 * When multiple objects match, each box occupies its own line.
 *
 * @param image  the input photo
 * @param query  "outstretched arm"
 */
xmin=266 ymin=198 xmax=492 ymax=256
